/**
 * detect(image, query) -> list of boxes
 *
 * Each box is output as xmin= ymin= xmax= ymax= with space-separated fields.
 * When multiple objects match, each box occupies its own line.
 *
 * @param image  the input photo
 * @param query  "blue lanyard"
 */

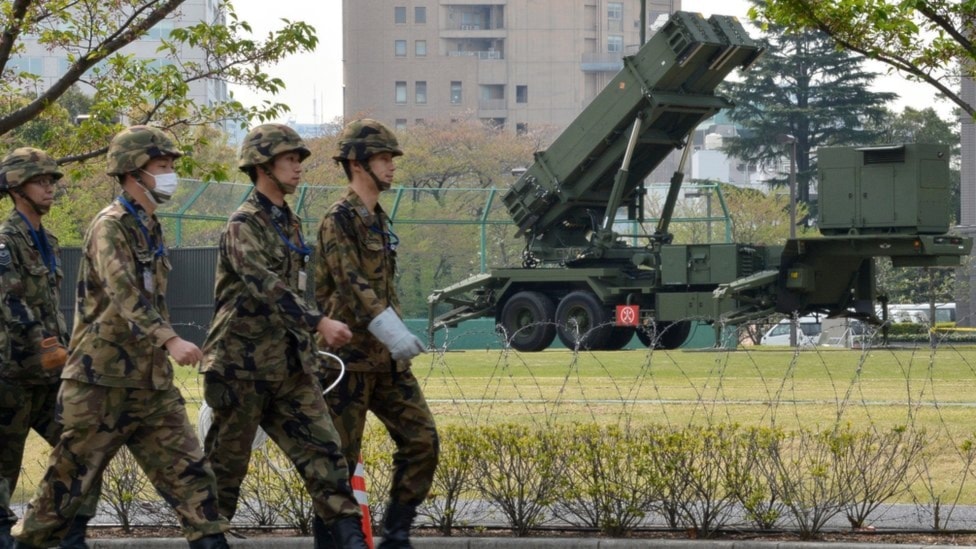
xmin=16 ymin=211 xmax=57 ymax=280
xmin=270 ymin=212 xmax=311 ymax=260
xmin=369 ymin=221 xmax=399 ymax=251
xmin=117 ymin=196 xmax=166 ymax=258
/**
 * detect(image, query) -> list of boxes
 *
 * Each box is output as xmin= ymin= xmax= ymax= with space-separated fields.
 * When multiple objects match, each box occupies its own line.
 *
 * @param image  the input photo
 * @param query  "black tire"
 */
xmin=636 ymin=320 xmax=692 ymax=350
xmin=602 ymin=327 xmax=635 ymax=350
xmin=555 ymin=291 xmax=612 ymax=350
xmin=498 ymin=291 xmax=557 ymax=352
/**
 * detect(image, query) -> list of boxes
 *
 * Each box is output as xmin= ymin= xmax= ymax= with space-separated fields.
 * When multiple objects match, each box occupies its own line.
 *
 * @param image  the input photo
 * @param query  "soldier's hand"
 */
xmin=39 ymin=337 xmax=68 ymax=370
xmin=368 ymin=307 xmax=426 ymax=361
xmin=164 ymin=337 xmax=203 ymax=366
xmin=317 ymin=317 xmax=352 ymax=348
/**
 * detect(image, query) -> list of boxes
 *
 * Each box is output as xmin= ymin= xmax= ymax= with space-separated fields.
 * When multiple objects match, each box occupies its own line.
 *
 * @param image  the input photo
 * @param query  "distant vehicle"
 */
xmin=761 ymin=316 xmax=822 ymax=346
xmin=819 ymin=318 xmax=875 ymax=348
xmin=884 ymin=303 xmax=955 ymax=325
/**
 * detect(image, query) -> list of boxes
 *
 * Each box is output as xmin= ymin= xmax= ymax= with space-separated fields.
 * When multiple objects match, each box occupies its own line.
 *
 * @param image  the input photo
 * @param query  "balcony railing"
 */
xmin=448 ymin=50 xmax=503 ymax=60
xmin=478 ymin=98 xmax=506 ymax=111
xmin=580 ymin=52 xmax=624 ymax=72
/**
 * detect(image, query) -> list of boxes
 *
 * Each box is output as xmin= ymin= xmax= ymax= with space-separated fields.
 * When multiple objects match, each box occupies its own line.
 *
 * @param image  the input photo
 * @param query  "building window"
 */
xmin=394 ymin=6 xmax=406 ymax=24
xmin=415 ymin=81 xmax=427 ymax=104
xmin=148 ymin=20 xmax=174 ymax=40
xmin=450 ymin=81 xmax=462 ymax=104
xmin=9 ymin=56 xmax=44 ymax=74
xmin=516 ymin=123 xmax=528 ymax=136
xmin=415 ymin=119 xmax=425 ymax=125
xmin=395 ymin=40 xmax=407 ymax=57
xmin=415 ymin=6 xmax=426 ymax=24
xmin=608 ymin=35 xmax=623 ymax=53
xmin=516 ymin=85 xmax=528 ymax=104
xmin=395 ymin=81 xmax=407 ymax=104
xmin=483 ymin=118 xmax=505 ymax=130
xmin=415 ymin=40 xmax=427 ymax=57
xmin=395 ymin=118 xmax=407 ymax=131
xmin=608 ymin=3 xmax=624 ymax=31
xmin=480 ymin=84 xmax=504 ymax=101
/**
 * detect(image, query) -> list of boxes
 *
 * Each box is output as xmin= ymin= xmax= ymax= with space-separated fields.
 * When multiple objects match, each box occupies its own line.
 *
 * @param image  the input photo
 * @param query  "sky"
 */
xmin=227 ymin=0 xmax=953 ymax=125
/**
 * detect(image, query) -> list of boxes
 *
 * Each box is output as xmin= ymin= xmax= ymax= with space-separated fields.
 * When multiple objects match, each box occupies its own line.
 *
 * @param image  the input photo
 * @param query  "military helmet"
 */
xmin=0 ymin=147 xmax=63 ymax=193
xmin=333 ymin=118 xmax=403 ymax=162
xmin=238 ymin=123 xmax=310 ymax=172
xmin=106 ymin=125 xmax=183 ymax=176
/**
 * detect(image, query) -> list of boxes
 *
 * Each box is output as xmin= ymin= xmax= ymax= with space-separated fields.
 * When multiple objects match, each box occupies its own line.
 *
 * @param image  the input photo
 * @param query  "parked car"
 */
xmin=761 ymin=316 xmax=822 ymax=346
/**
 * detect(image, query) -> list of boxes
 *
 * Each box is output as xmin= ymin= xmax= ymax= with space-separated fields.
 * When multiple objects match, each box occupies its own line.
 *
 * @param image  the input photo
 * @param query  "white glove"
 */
xmin=368 ymin=307 xmax=425 ymax=361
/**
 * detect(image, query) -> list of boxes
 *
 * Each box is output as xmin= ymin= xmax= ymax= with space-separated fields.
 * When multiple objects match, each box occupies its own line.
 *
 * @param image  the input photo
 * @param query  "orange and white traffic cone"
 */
xmin=352 ymin=454 xmax=374 ymax=549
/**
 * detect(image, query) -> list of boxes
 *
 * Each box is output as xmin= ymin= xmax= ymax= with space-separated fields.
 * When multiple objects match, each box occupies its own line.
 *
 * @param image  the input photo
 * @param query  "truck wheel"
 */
xmin=603 ymin=327 xmax=635 ymax=350
xmin=555 ymin=291 xmax=612 ymax=350
xmin=498 ymin=291 xmax=557 ymax=352
xmin=637 ymin=321 xmax=691 ymax=349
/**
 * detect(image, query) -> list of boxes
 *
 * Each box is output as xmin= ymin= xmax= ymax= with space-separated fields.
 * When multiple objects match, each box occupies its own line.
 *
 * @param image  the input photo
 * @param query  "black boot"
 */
xmin=313 ymin=515 xmax=338 ymax=549
xmin=0 ymin=523 xmax=12 ymax=549
xmin=329 ymin=515 xmax=368 ymax=549
xmin=377 ymin=502 xmax=417 ymax=549
xmin=58 ymin=515 xmax=92 ymax=549
xmin=187 ymin=533 xmax=230 ymax=549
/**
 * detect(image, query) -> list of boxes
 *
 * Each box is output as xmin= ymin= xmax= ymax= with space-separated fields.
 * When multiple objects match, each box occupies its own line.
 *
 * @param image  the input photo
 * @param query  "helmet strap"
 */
xmin=362 ymin=160 xmax=390 ymax=192
xmin=132 ymin=171 xmax=160 ymax=207
xmin=260 ymin=164 xmax=293 ymax=196
xmin=13 ymin=188 xmax=47 ymax=217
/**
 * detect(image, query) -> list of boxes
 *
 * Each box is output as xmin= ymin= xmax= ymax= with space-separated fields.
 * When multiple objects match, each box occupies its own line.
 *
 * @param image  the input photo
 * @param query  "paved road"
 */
xmin=23 ymin=501 xmax=976 ymax=547
xmin=87 ymin=537 xmax=976 ymax=548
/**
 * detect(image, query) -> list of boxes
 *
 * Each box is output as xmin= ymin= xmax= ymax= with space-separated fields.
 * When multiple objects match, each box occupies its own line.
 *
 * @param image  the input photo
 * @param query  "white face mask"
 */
xmin=141 ymin=170 xmax=179 ymax=203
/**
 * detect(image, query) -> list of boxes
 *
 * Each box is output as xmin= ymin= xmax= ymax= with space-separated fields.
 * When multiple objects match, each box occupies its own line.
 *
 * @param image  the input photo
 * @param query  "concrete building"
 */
xmin=13 ymin=0 xmax=227 ymax=122
xmin=342 ymin=0 xmax=679 ymax=136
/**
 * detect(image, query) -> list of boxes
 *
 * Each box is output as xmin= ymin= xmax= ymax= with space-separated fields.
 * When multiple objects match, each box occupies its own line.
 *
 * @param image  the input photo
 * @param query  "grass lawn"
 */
xmin=16 ymin=345 xmax=976 ymax=504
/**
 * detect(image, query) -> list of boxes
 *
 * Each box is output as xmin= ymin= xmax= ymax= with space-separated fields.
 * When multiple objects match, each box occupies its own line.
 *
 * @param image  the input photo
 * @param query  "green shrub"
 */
xmin=553 ymin=423 xmax=659 ymax=536
xmin=418 ymin=425 xmax=484 ymax=535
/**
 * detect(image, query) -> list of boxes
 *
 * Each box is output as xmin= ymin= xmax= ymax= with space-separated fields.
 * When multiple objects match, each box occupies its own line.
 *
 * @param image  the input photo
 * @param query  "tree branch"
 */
xmin=0 ymin=0 xmax=186 ymax=135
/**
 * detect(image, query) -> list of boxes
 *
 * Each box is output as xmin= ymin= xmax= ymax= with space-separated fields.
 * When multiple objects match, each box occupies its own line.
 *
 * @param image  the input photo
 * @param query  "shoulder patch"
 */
xmin=0 ymin=243 xmax=11 ymax=267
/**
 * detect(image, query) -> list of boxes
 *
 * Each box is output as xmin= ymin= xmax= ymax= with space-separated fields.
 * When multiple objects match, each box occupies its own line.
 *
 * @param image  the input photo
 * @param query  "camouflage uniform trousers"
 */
xmin=319 ymin=367 xmax=439 ymax=506
xmin=0 ymin=378 xmax=101 ymax=526
xmin=202 ymin=371 xmax=362 ymax=523
xmin=11 ymin=379 xmax=229 ymax=547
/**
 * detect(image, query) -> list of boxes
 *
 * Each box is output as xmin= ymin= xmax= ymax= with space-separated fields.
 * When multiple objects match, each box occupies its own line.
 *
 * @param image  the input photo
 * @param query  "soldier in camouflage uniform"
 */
xmin=316 ymin=119 xmax=438 ymax=549
xmin=10 ymin=126 xmax=230 ymax=549
xmin=0 ymin=148 xmax=101 ymax=549
xmin=200 ymin=123 xmax=368 ymax=549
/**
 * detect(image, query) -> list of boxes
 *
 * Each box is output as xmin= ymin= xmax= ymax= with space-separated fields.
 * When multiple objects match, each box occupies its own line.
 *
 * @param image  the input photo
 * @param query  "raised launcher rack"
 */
xmin=502 ymin=11 xmax=763 ymax=261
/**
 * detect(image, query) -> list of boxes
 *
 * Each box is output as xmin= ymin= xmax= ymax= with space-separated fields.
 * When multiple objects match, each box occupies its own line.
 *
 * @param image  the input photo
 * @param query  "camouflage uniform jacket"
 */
xmin=202 ymin=191 xmax=322 ymax=381
xmin=61 ymin=192 xmax=179 ymax=390
xmin=0 ymin=209 xmax=66 ymax=384
xmin=315 ymin=189 xmax=403 ymax=373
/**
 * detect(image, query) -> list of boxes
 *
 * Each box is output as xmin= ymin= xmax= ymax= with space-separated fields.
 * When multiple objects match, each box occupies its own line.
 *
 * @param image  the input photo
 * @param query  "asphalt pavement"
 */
xmin=87 ymin=537 xmax=976 ymax=548
xmin=26 ymin=501 xmax=976 ymax=548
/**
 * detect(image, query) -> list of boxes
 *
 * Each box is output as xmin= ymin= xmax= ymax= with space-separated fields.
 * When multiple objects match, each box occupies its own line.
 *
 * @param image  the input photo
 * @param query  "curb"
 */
xmin=87 ymin=537 xmax=976 ymax=548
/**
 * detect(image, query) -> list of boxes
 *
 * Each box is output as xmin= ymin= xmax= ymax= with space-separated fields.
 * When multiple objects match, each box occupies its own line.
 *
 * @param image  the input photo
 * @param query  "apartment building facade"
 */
xmin=13 ymin=0 xmax=227 ymax=120
xmin=342 ymin=0 xmax=681 ymax=135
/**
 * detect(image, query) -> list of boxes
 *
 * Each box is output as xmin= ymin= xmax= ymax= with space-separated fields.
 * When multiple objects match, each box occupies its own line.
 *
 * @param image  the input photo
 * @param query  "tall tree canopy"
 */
xmin=0 ymin=0 xmax=317 ymax=171
xmin=720 ymin=21 xmax=895 ymax=206
xmin=751 ymin=0 xmax=975 ymax=117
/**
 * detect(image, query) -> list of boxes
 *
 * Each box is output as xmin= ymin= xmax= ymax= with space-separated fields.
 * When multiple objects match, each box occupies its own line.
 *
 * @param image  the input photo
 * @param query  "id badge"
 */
xmin=143 ymin=268 xmax=154 ymax=293
xmin=298 ymin=270 xmax=307 ymax=292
